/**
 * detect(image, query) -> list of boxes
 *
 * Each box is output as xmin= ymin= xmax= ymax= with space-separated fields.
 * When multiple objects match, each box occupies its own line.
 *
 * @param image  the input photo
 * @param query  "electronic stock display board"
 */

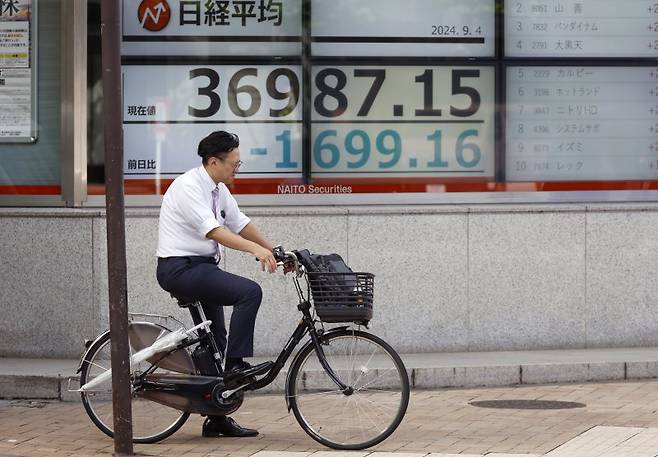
xmin=121 ymin=0 xmax=657 ymax=194
xmin=121 ymin=0 xmax=497 ymax=191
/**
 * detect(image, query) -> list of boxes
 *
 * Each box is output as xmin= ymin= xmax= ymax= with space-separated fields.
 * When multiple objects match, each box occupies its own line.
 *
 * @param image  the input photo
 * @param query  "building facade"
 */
xmin=2 ymin=0 xmax=658 ymax=358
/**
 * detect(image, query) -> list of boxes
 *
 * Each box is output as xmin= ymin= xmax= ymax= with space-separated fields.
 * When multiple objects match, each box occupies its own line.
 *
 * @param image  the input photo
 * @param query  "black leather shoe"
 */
xmin=202 ymin=416 xmax=258 ymax=437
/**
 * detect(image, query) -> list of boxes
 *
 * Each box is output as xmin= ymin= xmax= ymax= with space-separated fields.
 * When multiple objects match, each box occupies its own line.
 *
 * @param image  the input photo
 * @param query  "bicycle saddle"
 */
xmin=169 ymin=293 xmax=197 ymax=308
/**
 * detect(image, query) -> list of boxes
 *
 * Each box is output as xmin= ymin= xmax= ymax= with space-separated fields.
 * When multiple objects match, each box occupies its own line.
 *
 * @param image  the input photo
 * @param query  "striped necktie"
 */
xmin=211 ymin=187 xmax=221 ymax=262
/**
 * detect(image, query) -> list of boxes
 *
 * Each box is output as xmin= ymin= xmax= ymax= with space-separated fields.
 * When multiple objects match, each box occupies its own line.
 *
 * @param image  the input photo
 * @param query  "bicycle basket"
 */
xmin=307 ymin=271 xmax=374 ymax=323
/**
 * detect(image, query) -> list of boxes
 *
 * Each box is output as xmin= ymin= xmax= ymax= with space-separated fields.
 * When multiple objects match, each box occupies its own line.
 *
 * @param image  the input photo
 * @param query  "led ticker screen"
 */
xmin=506 ymin=0 xmax=658 ymax=58
xmin=507 ymin=66 xmax=658 ymax=181
xmin=311 ymin=66 xmax=495 ymax=178
xmin=312 ymin=0 xmax=496 ymax=57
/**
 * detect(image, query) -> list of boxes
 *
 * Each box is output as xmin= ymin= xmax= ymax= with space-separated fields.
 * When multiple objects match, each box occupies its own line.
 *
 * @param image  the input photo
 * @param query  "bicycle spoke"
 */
xmin=357 ymin=387 xmax=404 ymax=395
xmin=340 ymin=387 xmax=351 ymax=423
xmin=351 ymin=346 xmax=378 ymax=387
xmin=325 ymin=348 xmax=341 ymax=386
xmin=352 ymin=395 xmax=369 ymax=443
xmin=356 ymin=369 xmax=401 ymax=390
xmin=354 ymin=392 xmax=385 ymax=432
xmin=348 ymin=332 xmax=357 ymax=386
xmin=88 ymin=359 xmax=111 ymax=374
xmin=290 ymin=389 xmax=344 ymax=398
xmin=356 ymin=392 xmax=400 ymax=415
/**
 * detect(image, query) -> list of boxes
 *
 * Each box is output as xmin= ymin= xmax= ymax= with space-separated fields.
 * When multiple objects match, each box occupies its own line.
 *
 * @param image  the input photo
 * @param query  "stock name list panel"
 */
xmin=506 ymin=0 xmax=658 ymax=57
xmin=506 ymin=66 xmax=658 ymax=181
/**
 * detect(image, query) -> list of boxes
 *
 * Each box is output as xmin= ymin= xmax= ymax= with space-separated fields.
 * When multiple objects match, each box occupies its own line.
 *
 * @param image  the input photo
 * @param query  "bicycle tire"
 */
xmin=287 ymin=329 xmax=410 ymax=449
xmin=79 ymin=330 xmax=190 ymax=444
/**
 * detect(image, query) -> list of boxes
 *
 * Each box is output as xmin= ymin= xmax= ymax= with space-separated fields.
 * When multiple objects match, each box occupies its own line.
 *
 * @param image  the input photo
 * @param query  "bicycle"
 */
xmin=75 ymin=247 xmax=410 ymax=450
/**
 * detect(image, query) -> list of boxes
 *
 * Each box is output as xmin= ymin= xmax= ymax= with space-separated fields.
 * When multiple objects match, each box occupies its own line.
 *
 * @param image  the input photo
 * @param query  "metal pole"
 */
xmin=100 ymin=0 xmax=134 ymax=455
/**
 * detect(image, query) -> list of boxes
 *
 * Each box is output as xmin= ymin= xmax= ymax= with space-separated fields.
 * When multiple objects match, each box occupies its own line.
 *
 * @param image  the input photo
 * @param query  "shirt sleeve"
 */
xmin=176 ymin=181 xmax=220 ymax=238
xmin=221 ymin=187 xmax=251 ymax=234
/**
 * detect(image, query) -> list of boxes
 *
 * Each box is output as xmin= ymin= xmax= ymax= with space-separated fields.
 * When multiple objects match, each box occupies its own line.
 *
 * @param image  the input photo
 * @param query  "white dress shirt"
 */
xmin=156 ymin=165 xmax=250 ymax=258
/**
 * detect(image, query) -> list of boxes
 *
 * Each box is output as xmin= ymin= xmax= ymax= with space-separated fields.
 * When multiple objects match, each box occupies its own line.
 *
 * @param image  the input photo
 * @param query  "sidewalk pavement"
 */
xmin=2 ymin=349 xmax=658 ymax=456
xmin=2 ymin=379 xmax=658 ymax=456
xmin=3 ymin=347 xmax=658 ymax=400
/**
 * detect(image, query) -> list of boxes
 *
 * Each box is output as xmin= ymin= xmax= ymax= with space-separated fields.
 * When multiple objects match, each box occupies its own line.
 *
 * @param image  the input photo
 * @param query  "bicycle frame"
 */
xmin=237 ymin=300 xmax=351 ymax=395
xmin=77 ymin=265 xmax=353 ymax=413
xmin=134 ymin=299 xmax=352 ymax=401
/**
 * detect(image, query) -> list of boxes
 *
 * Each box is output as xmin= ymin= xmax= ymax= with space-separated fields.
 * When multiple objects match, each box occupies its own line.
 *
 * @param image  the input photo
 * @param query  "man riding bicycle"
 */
xmin=156 ymin=130 xmax=278 ymax=438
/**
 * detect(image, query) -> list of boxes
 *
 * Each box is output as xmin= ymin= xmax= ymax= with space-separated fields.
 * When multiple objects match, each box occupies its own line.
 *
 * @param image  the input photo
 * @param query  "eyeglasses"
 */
xmin=217 ymin=158 xmax=243 ymax=170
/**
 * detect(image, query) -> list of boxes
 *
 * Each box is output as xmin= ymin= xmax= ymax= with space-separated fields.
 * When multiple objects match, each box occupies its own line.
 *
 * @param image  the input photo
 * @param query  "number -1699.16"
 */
xmin=312 ymin=128 xmax=483 ymax=172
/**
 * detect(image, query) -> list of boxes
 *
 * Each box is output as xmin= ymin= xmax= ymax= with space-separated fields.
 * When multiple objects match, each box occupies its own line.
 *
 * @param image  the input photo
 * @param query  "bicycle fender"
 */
xmin=76 ymin=329 xmax=111 ymax=373
xmin=284 ymin=326 xmax=350 ymax=412
xmin=76 ymin=322 xmax=195 ymax=375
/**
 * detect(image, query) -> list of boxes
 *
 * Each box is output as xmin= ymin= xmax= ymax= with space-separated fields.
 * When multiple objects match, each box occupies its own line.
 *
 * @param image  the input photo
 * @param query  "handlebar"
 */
xmin=254 ymin=245 xmax=301 ymax=274
xmin=272 ymin=245 xmax=303 ymax=275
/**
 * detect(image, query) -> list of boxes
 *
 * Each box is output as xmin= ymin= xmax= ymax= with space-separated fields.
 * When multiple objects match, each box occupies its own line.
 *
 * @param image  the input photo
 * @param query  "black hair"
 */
xmin=197 ymin=131 xmax=240 ymax=164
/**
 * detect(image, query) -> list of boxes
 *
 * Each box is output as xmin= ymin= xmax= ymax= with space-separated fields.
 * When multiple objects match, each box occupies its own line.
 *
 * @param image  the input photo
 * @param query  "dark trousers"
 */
xmin=156 ymin=256 xmax=262 ymax=359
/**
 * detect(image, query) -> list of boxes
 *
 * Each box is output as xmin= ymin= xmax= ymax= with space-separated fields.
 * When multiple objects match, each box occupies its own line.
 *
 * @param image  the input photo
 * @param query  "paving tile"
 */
xmin=251 ymin=452 xmax=313 ymax=457
xmin=367 ymin=453 xmax=428 ymax=457
xmin=485 ymin=453 xmax=542 ymax=457
xmin=426 ymin=454 xmax=483 ymax=457
xmin=544 ymin=426 xmax=646 ymax=456
xmin=427 ymin=454 xmax=482 ymax=457
xmin=553 ymin=426 xmax=658 ymax=457
xmin=309 ymin=453 xmax=369 ymax=457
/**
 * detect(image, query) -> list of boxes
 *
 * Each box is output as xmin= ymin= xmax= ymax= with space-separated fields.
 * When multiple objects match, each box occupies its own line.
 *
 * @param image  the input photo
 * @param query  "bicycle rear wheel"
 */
xmin=287 ymin=329 xmax=410 ymax=449
xmin=79 ymin=330 xmax=190 ymax=444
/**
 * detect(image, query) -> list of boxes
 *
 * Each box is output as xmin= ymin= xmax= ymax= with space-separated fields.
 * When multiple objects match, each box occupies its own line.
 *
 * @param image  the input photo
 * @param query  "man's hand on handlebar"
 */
xmin=272 ymin=245 xmax=296 ymax=275
xmin=253 ymin=245 xmax=277 ymax=273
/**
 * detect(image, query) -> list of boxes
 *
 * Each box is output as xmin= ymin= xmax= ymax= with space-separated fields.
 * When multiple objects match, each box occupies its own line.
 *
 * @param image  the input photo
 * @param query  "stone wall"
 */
xmin=2 ymin=204 xmax=658 ymax=358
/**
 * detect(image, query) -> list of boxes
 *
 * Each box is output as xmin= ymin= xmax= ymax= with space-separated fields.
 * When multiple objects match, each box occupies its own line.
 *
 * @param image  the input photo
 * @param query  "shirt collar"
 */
xmin=198 ymin=165 xmax=218 ymax=192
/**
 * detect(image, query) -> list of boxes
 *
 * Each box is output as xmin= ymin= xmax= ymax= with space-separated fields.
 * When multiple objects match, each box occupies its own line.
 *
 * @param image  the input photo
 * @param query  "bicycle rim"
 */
xmin=289 ymin=330 xmax=410 ymax=449
xmin=79 ymin=332 xmax=190 ymax=444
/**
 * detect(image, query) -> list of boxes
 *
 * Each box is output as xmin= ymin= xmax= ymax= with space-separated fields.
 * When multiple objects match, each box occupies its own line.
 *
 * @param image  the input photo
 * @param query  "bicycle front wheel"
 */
xmin=287 ymin=329 xmax=410 ymax=450
xmin=79 ymin=331 xmax=190 ymax=444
